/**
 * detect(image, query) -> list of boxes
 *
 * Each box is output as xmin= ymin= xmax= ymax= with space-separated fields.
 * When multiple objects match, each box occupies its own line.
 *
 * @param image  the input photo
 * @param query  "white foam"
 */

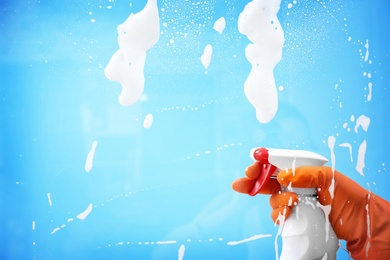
xmin=178 ymin=244 xmax=185 ymax=260
xmin=47 ymin=193 xmax=52 ymax=207
xmin=318 ymin=203 xmax=332 ymax=242
xmin=143 ymin=113 xmax=153 ymax=129
xmin=201 ymin=44 xmax=213 ymax=70
xmin=51 ymin=227 xmax=60 ymax=235
xmin=238 ymin=0 xmax=284 ymax=123
xmin=274 ymin=211 xmax=286 ymax=259
xmin=32 ymin=221 xmax=35 ymax=230
xmin=328 ymin=136 xmax=336 ymax=170
xmin=213 ymin=17 xmax=226 ymax=34
xmin=354 ymin=115 xmax=370 ymax=133
xmin=227 ymin=234 xmax=272 ymax=246
xmin=365 ymin=193 xmax=372 ymax=257
xmin=156 ymin=240 xmax=177 ymax=245
xmin=356 ymin=140 xmax=367 ymax=177
xmin=76 ymin=203 xmax=93 ymax=221
xmin=105 ymin=0 xmax=160 ymax=106
xmin=367 ymin=82 xmax=373 ymax=101
xmin=85 ymin=140 xmax=98 ymax=173
xmin=328 ymin=136 xmax=336 ymax=199
xmin=364 ymin=39 xmax=369 ymax=62
xmin=339 ymin=142 xmax=353 ymax=162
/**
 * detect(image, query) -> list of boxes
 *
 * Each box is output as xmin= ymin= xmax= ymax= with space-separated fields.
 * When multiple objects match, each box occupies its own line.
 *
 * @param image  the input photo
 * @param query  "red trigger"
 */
xmin=249 ymin=148 xmax=277 ymax=196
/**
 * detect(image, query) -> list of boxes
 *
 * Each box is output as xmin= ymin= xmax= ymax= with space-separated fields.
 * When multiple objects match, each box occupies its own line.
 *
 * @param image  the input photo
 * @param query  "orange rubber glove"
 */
xmin=233 ymin=164 xmax=390 ymax=260
xmin=232 ymin=161 xmax=299 ymax=221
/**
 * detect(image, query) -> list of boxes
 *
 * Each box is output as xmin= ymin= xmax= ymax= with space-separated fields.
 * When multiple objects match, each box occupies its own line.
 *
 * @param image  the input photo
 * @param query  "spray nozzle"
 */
xmin=248 ymin=147 xmax=329 ymax=196
xmin=252 ymin=147 xmax=270 ymax=163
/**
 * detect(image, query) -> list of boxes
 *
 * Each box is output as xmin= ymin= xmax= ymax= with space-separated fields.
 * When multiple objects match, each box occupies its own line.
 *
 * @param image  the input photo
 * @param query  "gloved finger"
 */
xmin=271 ymin=207 xmax=292 ymax=225
xmin=232 ymin=177 xmax=256 ymax=194
xmin=276 ymin=166 xmax=322 ymax=188
xmin=257 ymin=178 xmax=281 ymax=195
xmin=244 ymin=161 xmax=263 ymax=179
xmin=269 ymin=191 xmax=298 ymax=209
xmin=232 ymin=177 xmax=281 ymax=195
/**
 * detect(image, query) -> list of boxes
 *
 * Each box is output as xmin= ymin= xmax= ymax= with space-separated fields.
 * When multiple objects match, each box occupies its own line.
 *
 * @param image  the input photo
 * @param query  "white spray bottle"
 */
xmin=249 ymin=148 xmax=339 ymax=260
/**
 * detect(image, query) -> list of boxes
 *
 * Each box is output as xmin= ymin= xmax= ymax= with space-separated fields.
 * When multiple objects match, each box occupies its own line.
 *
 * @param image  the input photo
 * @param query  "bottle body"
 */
xmin=280 ymin=188 xmax=339 ymax=260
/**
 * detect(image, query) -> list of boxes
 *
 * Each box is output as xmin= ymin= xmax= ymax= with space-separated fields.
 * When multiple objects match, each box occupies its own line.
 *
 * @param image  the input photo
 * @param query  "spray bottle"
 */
xmin=249 ymin=147 xmax=339 ymax=260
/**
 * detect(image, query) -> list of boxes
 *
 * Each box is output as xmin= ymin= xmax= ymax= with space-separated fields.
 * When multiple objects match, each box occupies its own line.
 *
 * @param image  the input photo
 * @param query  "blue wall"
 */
xmin=1 ymin=0 xmax=389 ymax=259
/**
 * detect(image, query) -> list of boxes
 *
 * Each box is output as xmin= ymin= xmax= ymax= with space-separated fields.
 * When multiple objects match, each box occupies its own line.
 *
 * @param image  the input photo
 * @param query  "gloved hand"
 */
xmin=232 ymin=161 xmax=299 ymax=222
xmin=233 ymin=164 xmax=390 ymax=260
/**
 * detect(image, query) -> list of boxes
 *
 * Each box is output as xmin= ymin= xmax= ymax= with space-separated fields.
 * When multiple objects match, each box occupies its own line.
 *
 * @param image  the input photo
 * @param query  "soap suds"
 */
xmin=178 ymin=244 xmax=185 ymax=260
xmin=365 ymin=192 xmax=371 ymax=257
xmin=213 ymin=17 xmax=226 ymax=34
xmin=76 ymin=203 xmax=93 ymax=221
xmin=339 ymin=143 xmax=353 ymax=162
xmin=143 ymin=113 xmax=154 ymax=129
xmin=354 ymin=115 xmax=370 ymax=133
xmin=85 ymin=140 xmax=98 ymax=173
xmin=356 ymin=140 xmax=367 ymax=176
xmin=328 ymin=136 xmax=336 ymax=198
xmin=364 ymin=39 xmax=369 ymax=62
xmin=51 ymin=227 xmax=61 ymax=235
xmin=47 ymin=193 xmax=52 ymax=207
xmin=105 ymin=0 xmax=160 ymax=106
xmin=238 ymin=0 xmax=284 ymax=123
xmin=227 ymin=234 xmax=272 ymax=246
xmin=367 ymin=82 xmax=373 ymax=101
xmin=156 ymin=240 xmax=177 ymax=245
xmin=201 ymin=44 xmax=213 ymax=70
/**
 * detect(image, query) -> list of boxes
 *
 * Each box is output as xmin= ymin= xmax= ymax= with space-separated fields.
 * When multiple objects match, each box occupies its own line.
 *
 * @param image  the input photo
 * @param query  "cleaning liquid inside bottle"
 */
xmin=280 ymin=187 xmax=339 ymax=260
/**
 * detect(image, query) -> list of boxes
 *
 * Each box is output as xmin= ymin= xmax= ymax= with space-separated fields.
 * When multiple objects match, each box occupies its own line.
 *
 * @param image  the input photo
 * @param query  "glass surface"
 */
xmin=1 ymin=0 xmax=389 ymax=259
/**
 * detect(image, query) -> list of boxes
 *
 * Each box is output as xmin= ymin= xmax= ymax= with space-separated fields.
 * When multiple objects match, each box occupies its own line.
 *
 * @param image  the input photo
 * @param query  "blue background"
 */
xmin=1 ymin=0 xmax=389 ymax=259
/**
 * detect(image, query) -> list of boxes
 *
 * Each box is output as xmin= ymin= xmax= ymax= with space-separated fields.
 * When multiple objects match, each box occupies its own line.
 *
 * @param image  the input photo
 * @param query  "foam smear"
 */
xmin=227 ymin=234 xmax=272 ymax=246
xmin=356 ymin=140 xmax=367 ymax=177
xmin=365 ymin=192 xmax=372 ymax=257
xmin=201 ymin=44 xmax=213 ymax=70
xmin=274 ymin=209 xmax=286 ymax=260
xmin=354 ymin=115 xmax=370 ymax=133
xmin=50 ymin=214 xmax=83 ymax=235
xmin=47 ymin=192 xmax=53 ymax=206
xmin=143 ymin=113 xmax=154 ymax=129
xmin=76 ymin=203 xmax=93 ymax=221
xmin=339 ymin=142 xmax=353 ymax=162
xmin=213 ymin=17 xmax=226 ymax=34
xmin=178 ymin=244 xmax=185 ymax=260
xmin=238 ymin=0 xmax=284 ymax=123
xmin=364 ymin=39 xmax=369 ymax=62
xmin=105 ymin=0 xmax=160 ymax=106
xmin=85 ymin=140 xmax=98 ymax=173
xmin=328 ymin=136 xmax=336 ymax=198
xmin=367 ymin=82 xmax=373 ymax=102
